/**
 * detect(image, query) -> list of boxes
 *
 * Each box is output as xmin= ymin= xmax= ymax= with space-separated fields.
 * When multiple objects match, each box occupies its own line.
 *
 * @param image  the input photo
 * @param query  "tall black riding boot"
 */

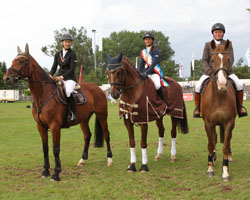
xmin=157 ymin=87 xmax=166 ymax=103
xmin=67 ymin=94 xmax=77 ymax=122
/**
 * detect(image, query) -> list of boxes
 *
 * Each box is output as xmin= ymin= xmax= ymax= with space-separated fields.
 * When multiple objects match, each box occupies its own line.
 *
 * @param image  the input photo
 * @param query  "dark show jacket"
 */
xmin=138 ymin=46 xmax=160 ymax=75
xmin=50 ymin=48 xmax=77 ymax=81
xmin=202 ymin=39 xmax=234 ymax=75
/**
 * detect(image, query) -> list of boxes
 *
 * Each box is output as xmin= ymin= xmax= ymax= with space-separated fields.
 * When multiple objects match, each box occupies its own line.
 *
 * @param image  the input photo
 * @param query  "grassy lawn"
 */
xmin=0 ymin=100 xmax=250 ymax=199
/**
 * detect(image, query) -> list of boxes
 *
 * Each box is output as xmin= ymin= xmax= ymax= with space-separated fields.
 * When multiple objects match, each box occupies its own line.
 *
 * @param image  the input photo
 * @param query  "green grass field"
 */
xmin=1 ymin=100 xmax=250 ymax=200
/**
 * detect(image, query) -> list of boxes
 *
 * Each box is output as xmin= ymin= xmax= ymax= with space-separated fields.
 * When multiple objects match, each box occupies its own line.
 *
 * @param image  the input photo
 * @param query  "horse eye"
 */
xmin=19 ymin=60 xmax=24 ymax=64
xmin=117 ymin=71 xmax=121 ymax=76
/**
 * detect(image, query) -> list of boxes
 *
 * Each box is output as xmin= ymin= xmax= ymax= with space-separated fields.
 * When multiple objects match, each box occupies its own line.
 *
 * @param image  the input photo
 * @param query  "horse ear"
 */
xmin=225 ymin=40 xmax=230 ymax=49
xmin=211 ymin=40 xmax=216 ymax=49
xmin=118 ymin=52 xmax=123 ymax=62
xmin=17 ymin=46 xmax=22 ymax=54
xmin=25 ymin=43 xmax=29 ymax=56
xmin=106 ymin=53 xmax=111 ymax=63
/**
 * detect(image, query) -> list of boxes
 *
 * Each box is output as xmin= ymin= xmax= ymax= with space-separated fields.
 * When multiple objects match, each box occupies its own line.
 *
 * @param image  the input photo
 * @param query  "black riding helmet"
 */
xmin=143 ymin=32 xmax=154 ymax=40
xmin=61 ymin=33 xmax=73 ymax=41
xmin=211 ymin=23 xmax=225 ymax=34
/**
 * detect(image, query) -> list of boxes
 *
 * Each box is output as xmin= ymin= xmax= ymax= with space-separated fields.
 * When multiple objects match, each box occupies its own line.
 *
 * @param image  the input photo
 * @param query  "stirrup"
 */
xmin=193 ymin=108 xmax=202 ymax=118
xmin=67 ymin=112 xmax=77 ymax=122
xmin=239 ymin=106 xmax=248 ymax=118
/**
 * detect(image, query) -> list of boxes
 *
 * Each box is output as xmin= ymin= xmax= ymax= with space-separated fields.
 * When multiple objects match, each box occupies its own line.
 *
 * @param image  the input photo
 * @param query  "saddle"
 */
xmin=57 ymin=82 xmax=87 ymax=105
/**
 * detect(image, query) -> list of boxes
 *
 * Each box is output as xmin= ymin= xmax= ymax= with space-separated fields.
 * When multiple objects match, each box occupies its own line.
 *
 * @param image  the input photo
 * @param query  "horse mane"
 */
xmin=30 ymin=55 xmax=54 ymax=82
xmin=122 ymin=56 xmax=140 ymax=75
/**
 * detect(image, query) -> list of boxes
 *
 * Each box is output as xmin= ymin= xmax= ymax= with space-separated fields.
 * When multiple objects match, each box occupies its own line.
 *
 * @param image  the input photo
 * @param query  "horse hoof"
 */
xmin=222 ymin=176 xmax=230 ymax=182
xmin=50 ymin=174 xmax=60 ymax=181
xmin=41 ymin=170 xmax=50 ymax=178
xmin=127 ymin=163 xmax=136 ymax=172
xmin=207 ymin=171 xmax=214 ymax=177
xmin=228 ymin=155 xmax=233 ymax=162
xmin=170 ymin=155 xmax=176 ymax=163
xmin=139 ymin=164 xmax=149 ymax=172
xmin=77 ymin=158 xmax=85 ymax=166
xmin=154 ymin=154 xmax=161 ymax=161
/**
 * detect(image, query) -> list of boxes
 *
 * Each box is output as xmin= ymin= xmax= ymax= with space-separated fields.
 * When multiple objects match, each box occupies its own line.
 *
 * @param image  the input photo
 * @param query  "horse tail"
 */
xmin=94 ymin=116 xmax=104 ymax=147
xmin=220 ymin=125 xmax=225 ymax=143
xmin=179 ymin=103 xmax=189 ymax=134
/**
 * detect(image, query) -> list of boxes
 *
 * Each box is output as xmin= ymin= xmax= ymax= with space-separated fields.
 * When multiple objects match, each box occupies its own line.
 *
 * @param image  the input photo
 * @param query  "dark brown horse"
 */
xmin=3 ymin=44 xmax=113 ymax=181
xmin=106 ymin=53 xmax=188 ymax=172
xmin=200 ymin=40 xmax=237 ymax=181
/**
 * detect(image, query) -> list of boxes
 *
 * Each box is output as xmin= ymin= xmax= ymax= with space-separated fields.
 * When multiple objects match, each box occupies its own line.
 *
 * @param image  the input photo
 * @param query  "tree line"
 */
xmin=0 ymin=26 xmax=250 ymax=89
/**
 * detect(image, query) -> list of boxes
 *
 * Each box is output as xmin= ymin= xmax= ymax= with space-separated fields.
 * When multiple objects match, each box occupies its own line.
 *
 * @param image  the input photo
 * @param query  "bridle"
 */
xmin=8 ymin=54 xmax=31 ymax=80
xmin=106 ymin=62 xmax=143 ymax=92
xmin=211 ymin=51 xmax=229 ymax=82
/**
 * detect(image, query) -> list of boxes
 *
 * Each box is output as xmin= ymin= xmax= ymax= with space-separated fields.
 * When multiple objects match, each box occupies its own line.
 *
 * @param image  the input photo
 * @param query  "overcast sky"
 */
xmin=0 ymin=0 xmax=249 ymax=77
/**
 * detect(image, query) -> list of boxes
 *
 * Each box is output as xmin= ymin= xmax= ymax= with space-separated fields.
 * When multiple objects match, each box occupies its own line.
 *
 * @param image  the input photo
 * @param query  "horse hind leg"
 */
xmin=154 ymin=118 xmax=165 ymax=161
xmin=170 ymin=117 xmax=178 ymax=163
xmin=95 ymin=115 xmax=113 ymax=166
xmin=78 ymin=121 xmax=92 ymax=166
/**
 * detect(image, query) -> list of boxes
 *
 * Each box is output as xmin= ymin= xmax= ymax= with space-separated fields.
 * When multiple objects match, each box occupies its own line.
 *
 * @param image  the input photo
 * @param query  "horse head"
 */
xmin=106 ymin=52 xmax=124 ymax=99
xmin=3 ymin=44 xmax=31 ymax=85
xmin=210 ymin=40 xmax=231 ymax=90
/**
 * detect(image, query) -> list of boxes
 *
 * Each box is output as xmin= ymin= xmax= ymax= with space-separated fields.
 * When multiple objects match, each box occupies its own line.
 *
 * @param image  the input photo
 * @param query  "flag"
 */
xmin=245 ymin=48 xmax=250 ymax=67
xmin=79 ymin=65 xmax=83 ymax=83
xmin=179 ymin=57 xmax=183 ymax=78
xmin=192 ymin=53 xmax=195 ymax=71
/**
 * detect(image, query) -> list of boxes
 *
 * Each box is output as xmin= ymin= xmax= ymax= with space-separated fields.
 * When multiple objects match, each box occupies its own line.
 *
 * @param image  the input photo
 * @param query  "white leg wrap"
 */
xmin=141 ymin=148 xmax=148 ymax=165
xmin=222 ymin=166 xmax=229 ymax=178
xmin=171 ymin=138 xmax=176 ymax=156
xmin=130 ymin=148 xmax=136 ymax=163
xmin=157 ymin=137 xmax=164 ymax=154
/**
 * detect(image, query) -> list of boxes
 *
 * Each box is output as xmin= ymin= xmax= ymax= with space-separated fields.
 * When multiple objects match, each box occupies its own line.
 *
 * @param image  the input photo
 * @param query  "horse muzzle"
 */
xmin=3 ymin=74 xmax=19 ymax=85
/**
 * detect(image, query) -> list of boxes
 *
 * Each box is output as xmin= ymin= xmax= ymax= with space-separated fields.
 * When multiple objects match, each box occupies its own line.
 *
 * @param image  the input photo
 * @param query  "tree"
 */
xmin=0 ymin=61 xmax=7 ymax=89
xmin=232 ymin=58 xmax=250 ymax=79
xmin=42 ymin=26 xmax=98 ymax=82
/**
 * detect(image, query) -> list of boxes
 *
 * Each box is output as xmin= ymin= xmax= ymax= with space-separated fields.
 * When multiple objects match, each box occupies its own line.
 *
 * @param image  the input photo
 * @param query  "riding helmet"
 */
xmin=211 ymin=23 xmax=225 ymax=34
xmin=61 ymin=33 xmax=73 ymax=41
xmin=143 ymin=32 xmax=155 ymax=40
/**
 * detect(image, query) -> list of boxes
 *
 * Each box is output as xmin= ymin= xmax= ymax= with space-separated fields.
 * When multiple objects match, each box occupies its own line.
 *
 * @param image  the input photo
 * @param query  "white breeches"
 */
xmin=228 ymin=74 xmax=243 ymax=91
xmin=148 ymin=74 xmax=161 ymax=90
xmin=195 ymin=75 xmax=209 ymax=93
xmin=195 ymin=74 xmax=243 ymax=93
xmin=62 ymin=80 xmax=76 ymax=97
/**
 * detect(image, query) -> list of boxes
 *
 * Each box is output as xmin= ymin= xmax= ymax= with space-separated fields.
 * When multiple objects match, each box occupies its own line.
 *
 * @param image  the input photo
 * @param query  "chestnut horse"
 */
xmin=106 ymin=53 xmax=188 ymax=172
xmin=3 ymin=44 xmax=113 ymax=181
xmin=201 ymin=40 xmax=237 ymax=181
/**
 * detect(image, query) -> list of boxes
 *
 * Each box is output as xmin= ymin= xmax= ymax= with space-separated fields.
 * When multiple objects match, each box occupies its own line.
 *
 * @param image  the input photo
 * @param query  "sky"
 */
xmin=0 ymin=0 xmax=249 ymax=77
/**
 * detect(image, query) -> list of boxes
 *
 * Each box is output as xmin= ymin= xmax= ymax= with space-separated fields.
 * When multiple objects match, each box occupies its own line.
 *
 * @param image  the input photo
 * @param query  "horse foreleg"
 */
xmin=50 ymin=126 xmax=61 ymax=181
xmin=124 ymin=118 xmax=136 ymax=172
xmin=222 ymin=123 xmax=234 ymax=181
xmin=37 ymin=124 xmax=50 ymax=178
xmin=170 ymin=117 xmax=178 ymax=163
xmin=154 ymin=118 xmax=165 ymax=161
xmin=139 ymin=124 xmax=149 ymax=172
xmin=78 ymin=122 xmax=92 ymax=166
xmin=97 ymin=116 xmax=113 ymax=166
xmin=205 ymin=122 xmax=216 ymax=177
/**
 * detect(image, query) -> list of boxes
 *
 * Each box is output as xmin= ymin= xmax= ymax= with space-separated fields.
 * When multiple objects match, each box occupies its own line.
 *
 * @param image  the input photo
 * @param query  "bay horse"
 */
xmin=106 ymin=53 xmax=188 ymax=172
xmin=3 ymin=44 xmax=113 ymax=181
xmin=200 ymin=40 xmax=237 ymax=181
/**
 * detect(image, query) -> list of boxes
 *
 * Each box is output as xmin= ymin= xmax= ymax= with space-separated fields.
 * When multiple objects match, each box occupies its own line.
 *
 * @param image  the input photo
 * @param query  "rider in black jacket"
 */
xmin=49 ymin=33 xmax=77 ymax=122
